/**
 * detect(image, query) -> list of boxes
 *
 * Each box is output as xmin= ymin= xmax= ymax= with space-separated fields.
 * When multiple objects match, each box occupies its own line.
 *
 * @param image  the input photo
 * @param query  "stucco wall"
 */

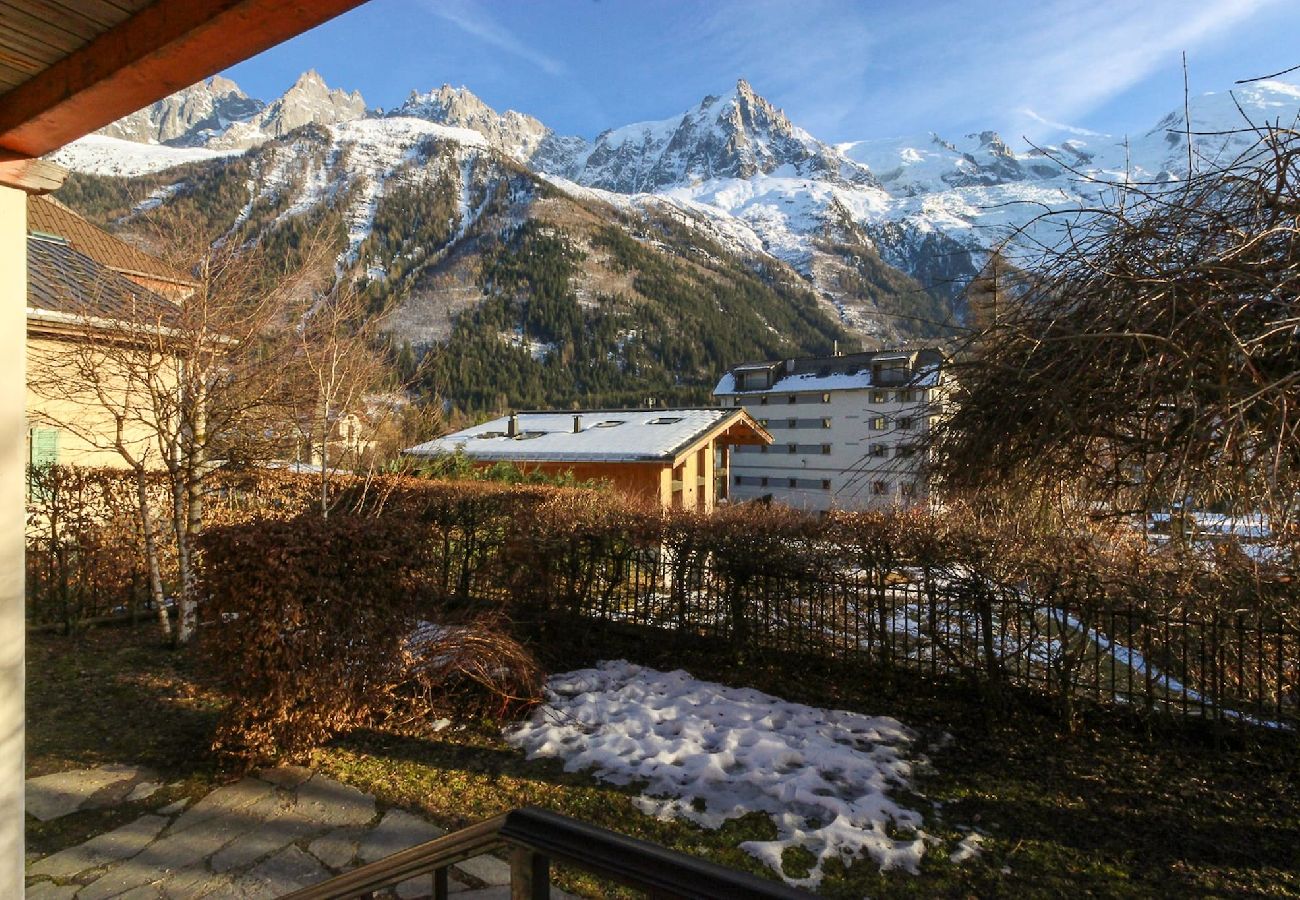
xmin=25 ymin=333 xmax=174 ymax=469
xmin=1 ymin=183 xmax=27 ymax=897
xmin=718 ymin=386 xmax=938 ymax=512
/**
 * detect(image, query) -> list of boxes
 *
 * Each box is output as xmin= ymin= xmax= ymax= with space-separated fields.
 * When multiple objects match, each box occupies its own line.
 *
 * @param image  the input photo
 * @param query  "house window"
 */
xmin=28 ymin=428 xmax=60 ymax=500
xmin=760 ymin=444 xmax=768 ymax=453
xmin=821 ymin=418 xmax=832 ymax=429
xmin=733 ymin=398 xmax=742 ymax=407
xmin=760 ymin=477 xmax=769 ymax=488
xmin=900 ymin=482 xmax=917 ymax=497
xmin=821 ymin=443 xmax=832 ymax=455
xmin=872 ymin=481 xmax=889 ymax=495
xmin=821 ymin=393 xmax=831 ymax=403
xmin=735 ymin=475 xmax=743 ymax=485
xmin=898 ymin=389 xmax=916 ymax=403
xmin=787 ymin=418 xmax=797 ymax=429
xmin=760 ymin=396 xmax=769 ymax=405
xmin=821 ymin=479 xmax=831 ymax=490
xmin=787 ymin=443 xmax=797 ymax=454
xmin=872 ymin=390 xmax=889 ymax=403
xmin=873 ymin=358 xmax=909 ymax=384
xmin=788 ymin=395 xmax=797 ymax=404
xmin=895 ymin=445 xmax=915 ymax=458
xmin=869 ymin=443 xmax=887 ymax=457
xmin=759 ymin=418 xmax=768 ymax=427
xmin=29 ymin=427 xmax=59 ymax=467
xmin=898 ymin=417 xmax=914 ymax=431
xmin=870 ymin=416 xmax=887 ymax=430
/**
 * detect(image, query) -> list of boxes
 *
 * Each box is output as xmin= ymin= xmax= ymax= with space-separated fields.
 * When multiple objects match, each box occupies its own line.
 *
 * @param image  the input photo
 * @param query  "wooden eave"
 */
xmin=668 ymin=410 xmax=773 ymax=467
xmin=0 ymin=0 xmax=370 ymax=160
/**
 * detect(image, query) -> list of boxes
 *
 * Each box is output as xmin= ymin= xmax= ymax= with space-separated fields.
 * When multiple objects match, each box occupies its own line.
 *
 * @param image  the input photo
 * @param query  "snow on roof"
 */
xmin=405 ymin=408 xmax=761 ymax=464
xmin=714 ymin=362 xmax=941 ymax=396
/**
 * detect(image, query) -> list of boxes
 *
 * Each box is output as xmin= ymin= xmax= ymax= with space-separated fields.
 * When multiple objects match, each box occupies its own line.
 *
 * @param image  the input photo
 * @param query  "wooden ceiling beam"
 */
xmin=0 ymin=156 xmax=65 ymax=193
xmin=0 ymin=0 xmax=369 ymax=159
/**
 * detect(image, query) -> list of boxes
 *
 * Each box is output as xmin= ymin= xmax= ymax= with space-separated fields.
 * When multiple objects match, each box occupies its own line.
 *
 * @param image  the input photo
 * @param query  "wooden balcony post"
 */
xmin=509 ymin=847 xmax=550 ymax=900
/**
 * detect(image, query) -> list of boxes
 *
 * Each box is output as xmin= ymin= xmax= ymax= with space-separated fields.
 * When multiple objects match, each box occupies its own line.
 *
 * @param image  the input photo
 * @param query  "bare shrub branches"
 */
xmin=931 ymin=122 xmax=1300 ymax=533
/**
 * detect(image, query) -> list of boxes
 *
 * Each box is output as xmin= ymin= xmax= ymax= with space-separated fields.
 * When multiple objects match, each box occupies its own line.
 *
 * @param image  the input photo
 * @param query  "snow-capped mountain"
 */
xmin=389 ymin=84 xmax=585 ymax=173
xmin=50 ymin=73 xmax=1300 ymax=341
xmin=559 ymin=79 xmax=877 ymax=192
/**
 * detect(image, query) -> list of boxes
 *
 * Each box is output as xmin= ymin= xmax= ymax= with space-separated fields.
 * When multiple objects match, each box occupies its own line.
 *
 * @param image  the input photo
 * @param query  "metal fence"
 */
xmin=518 ymin=547 xmax=1299 ymax=732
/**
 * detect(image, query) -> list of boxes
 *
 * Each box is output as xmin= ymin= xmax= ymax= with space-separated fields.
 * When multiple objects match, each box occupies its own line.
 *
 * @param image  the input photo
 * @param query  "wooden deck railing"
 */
xmin=282 ymin=806 xmax=814 ymax=900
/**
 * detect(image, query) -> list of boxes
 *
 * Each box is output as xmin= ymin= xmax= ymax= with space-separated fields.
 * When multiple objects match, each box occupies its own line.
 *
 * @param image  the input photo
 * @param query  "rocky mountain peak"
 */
xmin=391 ymin=84 xmax=577 ymax=170
xmin=98 ymin=75 xmax=263 ymax=145
xmin=205 ymin=75 xmax=246 ymax=99
xmin=572 ymin=79 xmax=876 ymax=193
xmin=258 ymin=70 xmax=366 ymax=138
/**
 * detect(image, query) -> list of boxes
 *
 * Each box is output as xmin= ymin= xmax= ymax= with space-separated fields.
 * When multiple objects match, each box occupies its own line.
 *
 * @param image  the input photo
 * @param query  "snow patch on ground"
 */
xmin=506 ymin=661 xmax=929 ymax=887
xmin=949 ymin=831 xmax=984 ymax=863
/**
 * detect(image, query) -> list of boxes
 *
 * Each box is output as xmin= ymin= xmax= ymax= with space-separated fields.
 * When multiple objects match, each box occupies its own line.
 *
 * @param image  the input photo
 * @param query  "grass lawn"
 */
xmin=27 ymin=625 xmax=1300 ymax=898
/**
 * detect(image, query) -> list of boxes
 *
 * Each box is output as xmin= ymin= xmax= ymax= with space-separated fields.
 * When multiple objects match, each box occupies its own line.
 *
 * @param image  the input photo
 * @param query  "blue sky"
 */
xmin=225 ymin=0 xmax=1298 ymax=146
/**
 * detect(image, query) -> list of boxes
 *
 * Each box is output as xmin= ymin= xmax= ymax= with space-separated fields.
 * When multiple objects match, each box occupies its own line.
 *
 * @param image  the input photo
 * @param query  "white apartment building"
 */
xmin=713 ymin=348 xmax=946 ymax=512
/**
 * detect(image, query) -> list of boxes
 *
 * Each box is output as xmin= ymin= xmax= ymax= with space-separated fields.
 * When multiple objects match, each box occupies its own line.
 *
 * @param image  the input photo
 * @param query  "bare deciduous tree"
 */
xmin=30 ymin=223 xmax=307 ymax=642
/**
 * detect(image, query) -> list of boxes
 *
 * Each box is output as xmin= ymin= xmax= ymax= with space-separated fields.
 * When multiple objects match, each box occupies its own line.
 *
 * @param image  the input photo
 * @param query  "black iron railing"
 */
xmin=283 ymin=806 xmax=813 ymax=900
xmin=518 ymin=548 xmax=1299 ymax=732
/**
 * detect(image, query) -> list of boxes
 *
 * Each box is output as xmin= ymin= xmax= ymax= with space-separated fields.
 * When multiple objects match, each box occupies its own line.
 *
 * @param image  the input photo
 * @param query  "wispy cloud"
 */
xmin=1018 ymin=108 xmax=1102 ymax=137
xmin=419 ymin=0 xmax=565 ymax=77
xmin=886 ymin=0 xmax=1281 ymax=142
xmin=682 ymin=0 xmax=880 ymax=137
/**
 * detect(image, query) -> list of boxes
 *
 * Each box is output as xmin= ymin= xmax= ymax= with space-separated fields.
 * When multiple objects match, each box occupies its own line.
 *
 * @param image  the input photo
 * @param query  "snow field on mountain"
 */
xmin=506 ymin=661 xmax=933 ymax=888
xmin=49 ymin=134 xmax=239 ymax=177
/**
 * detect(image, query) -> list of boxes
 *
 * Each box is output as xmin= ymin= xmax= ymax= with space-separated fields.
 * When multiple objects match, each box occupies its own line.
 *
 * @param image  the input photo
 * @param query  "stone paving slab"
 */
xmin=453 ymin=853 xmax=512 ymax=887
xmin=26 ymin=765 xmax=156 ymax=822
xmin=290 ymin=775 xmax=376 ymax=830
xmin=219 ymin=845 xmax=331 ymax=899
xmin=457 ymin=888 xmax=579 ymax=900
xmin=256 ymin=766 xmax=314 ymax=789
xmin=125 ymin=783 xmax=163 ymax=804
xmin=306 ymin=826 xmax=363 ymax=870
xmin=24 ymin=880 xmax=79 ymax=900
xmin=30 ymin=815 xmax=168 ymax=879
xmin=357 ymin=810 xmax=446 ymax=865
xmin=21 ymin=766 xmax=595 ymax=899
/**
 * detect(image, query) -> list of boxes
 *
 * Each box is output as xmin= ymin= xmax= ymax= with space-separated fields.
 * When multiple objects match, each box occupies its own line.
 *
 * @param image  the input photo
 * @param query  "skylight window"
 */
xmin=648 ymin=417 xmax=683 ymax=425
xmin=594 ymin=420 xmax=625 ymax=428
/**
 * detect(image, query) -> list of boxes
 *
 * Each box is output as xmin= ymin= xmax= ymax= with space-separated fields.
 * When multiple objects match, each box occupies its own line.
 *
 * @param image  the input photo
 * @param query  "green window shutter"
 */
xmin=31 ymin=428 xmax=59 ymax=467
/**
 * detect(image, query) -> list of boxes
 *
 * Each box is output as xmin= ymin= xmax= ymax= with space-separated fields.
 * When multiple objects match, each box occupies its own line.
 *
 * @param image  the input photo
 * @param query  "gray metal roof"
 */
xmin=27 ymin=235 xmax=181 ymax=330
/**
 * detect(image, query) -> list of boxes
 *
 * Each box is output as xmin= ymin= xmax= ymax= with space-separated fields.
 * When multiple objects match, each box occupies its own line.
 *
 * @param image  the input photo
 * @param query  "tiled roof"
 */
xmin=27 ymin=235 xmax=182 ymax=330
xmin=27 ymin=195 xmax=194 ymax=287
xmin=406 ymin=408 xmax=765 ymax=463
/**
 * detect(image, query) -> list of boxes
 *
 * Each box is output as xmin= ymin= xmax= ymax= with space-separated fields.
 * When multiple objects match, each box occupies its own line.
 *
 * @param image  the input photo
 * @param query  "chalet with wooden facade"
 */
xmin=405 ymin=409 xmax=773 ymax=511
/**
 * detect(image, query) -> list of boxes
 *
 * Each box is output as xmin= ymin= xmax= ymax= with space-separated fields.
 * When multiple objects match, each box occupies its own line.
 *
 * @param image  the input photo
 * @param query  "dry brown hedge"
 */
xmin=33 ymin=465 xmax=1298 ymax=760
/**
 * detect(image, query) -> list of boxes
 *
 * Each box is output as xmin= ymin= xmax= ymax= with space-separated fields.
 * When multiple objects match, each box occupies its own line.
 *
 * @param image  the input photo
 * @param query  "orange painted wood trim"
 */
xmin=0 ymin=157 xmax=65 ymax=193
xmin=0 ymin=0 xmax=370 ymax=157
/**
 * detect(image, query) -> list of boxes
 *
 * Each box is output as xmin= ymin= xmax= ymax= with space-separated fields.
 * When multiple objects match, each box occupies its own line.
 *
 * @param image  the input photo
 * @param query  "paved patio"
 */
xmin=26 ymin=764 xmax=574 ymax=899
